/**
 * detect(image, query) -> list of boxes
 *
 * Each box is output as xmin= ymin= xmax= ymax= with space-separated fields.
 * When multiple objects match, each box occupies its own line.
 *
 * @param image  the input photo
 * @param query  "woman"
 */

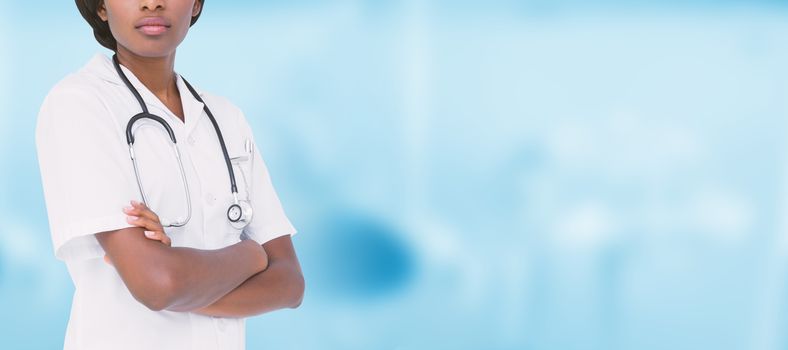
xmin=35 ymin=1 xmax=304 ymax=349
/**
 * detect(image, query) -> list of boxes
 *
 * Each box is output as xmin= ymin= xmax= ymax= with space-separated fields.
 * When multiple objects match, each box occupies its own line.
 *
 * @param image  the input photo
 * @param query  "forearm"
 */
xmin=189 ymin=257 xmax=304 ymax=318
xmin=161 ymin=239 xmax=268 ymax=312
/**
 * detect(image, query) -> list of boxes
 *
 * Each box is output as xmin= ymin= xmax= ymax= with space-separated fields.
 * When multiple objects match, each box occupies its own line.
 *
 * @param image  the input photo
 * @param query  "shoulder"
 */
xmin=199 ymin=89 xmax=243 ymax=117
xmin=36 ymin=69 xmax=116 ymax=147
xmin=195 ymin=88 xmax=253 ymax=134
xmin=39 ymin=53 xmax=119 ymax=117
xmin=39 ymin=69 xmax=109 ymax=118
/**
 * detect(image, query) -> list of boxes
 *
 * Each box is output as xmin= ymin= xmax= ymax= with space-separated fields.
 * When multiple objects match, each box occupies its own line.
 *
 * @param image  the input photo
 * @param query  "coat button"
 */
xmin=205 ymin=193 xmax=216 ymax=205
xmin=188 ymin=136 xmax=196 ymax=145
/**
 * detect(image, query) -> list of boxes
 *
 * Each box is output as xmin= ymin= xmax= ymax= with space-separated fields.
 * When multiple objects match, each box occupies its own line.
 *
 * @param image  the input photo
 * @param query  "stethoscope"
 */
xmin=112 ymin=54 xmax=253 ymax=230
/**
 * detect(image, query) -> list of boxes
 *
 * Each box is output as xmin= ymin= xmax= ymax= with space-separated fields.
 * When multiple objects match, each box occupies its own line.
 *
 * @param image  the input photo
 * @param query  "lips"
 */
xmin=135 ymin=17 xmax=171 ymax=36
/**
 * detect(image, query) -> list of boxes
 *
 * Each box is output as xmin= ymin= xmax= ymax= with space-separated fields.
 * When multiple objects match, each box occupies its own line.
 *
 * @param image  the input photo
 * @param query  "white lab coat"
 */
xmin=35 ymin=53 xmax=297 ymax=350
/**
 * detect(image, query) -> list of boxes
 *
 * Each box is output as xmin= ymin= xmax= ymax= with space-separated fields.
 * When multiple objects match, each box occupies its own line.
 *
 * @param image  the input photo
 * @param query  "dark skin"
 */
xmin=94 ymin=0 xmax=304 ymax=315
xmin=107 ymin=202 xmax=304 ymax=316
xmin=99 ymin=0 xmax=193 ymax=121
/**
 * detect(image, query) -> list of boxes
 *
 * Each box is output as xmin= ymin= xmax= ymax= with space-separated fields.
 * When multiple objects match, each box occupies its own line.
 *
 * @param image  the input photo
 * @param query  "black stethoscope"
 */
xmin=112 ymin=54 xmax=253 ymax=230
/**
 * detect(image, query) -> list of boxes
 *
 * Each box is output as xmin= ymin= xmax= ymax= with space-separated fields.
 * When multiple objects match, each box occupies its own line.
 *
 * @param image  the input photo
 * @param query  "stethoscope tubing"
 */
xmin=112 ymin=54 xmax=246 ymax=228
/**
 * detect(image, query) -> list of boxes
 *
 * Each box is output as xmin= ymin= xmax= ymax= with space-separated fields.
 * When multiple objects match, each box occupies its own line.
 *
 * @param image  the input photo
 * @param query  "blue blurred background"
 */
xmin=2 ymin=0 xmax=788 ymax=349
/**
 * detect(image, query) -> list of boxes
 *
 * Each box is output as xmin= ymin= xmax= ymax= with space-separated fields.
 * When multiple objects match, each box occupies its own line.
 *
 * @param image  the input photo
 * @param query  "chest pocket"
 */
xmin=222 ymin=130 xmax=254 ymax=245
xmin=193 ymin=116 xmax=252 ymax=247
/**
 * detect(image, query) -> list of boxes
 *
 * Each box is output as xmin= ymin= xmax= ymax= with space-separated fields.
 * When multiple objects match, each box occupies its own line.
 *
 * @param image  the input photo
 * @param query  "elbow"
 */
xmin=139 ymin=296 xmax=169 ymax=312
xmin=289 ymin=274 xmax=306 ymax=309
xmin=131 ymin=268 xmax=179 ymax=311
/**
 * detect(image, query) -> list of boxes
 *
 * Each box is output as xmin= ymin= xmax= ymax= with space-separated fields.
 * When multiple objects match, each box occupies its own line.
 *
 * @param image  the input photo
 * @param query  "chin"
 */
xmin=122 ymin=43 xmax=178 ymax=58
xmin=116 ymin=34 xmax=186 ymax=58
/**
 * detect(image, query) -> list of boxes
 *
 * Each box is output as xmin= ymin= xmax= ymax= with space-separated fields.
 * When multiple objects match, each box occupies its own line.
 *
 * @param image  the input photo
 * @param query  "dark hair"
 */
xmin=75 ymin=0 xmax=205 ymax=51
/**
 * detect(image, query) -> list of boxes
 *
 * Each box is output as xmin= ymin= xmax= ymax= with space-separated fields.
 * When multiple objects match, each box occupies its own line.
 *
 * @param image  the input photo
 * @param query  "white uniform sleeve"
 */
xmin=35 ymin=84 xmax=140 ymax=261
xmin=235 ymin=114 xmax=298 ymax=245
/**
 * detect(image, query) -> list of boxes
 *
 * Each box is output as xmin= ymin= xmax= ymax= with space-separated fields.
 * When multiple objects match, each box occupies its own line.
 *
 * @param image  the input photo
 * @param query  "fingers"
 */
xmin=124 ymin=200 xmax=171 ymax=246
xmin=126 ymin=216 xmax=170 ymax=244
xmin=126 ymin=215 xmax=161 ymax=232
xmin=125 ymin=200 xmax=160 ymax=224
xmin=144 ymin=229 xmax=172 ymax=246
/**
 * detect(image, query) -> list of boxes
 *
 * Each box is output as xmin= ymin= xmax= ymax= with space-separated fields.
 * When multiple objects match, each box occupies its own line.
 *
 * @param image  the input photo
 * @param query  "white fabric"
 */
xmin=35 ymin=53 xmax=297 ymax=350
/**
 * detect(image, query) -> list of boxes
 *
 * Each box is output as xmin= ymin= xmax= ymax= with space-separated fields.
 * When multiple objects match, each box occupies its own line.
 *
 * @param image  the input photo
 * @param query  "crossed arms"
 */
xmin=95 ymin=202 xmax=304 ymax=318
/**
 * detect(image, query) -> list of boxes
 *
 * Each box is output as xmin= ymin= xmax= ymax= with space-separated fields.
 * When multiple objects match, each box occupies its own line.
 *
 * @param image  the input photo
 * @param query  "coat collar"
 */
xmin=82 ymin=53 xmax=207 ymax=131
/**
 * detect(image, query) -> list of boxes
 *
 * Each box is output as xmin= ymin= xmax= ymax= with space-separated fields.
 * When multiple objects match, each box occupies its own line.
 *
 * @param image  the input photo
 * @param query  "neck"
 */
xmin=115 ymin=46 xmax=179 ymax=99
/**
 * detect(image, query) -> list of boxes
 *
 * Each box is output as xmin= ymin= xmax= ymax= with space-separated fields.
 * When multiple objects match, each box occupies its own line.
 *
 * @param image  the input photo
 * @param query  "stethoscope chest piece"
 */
xmin=228 ymin=200 xmax=253 ymax=230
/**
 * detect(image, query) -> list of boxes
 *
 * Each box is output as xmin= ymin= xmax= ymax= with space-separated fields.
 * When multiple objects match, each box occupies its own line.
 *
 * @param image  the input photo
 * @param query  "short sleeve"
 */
xmin=235 ymin=114 xmax=297 ymax=245
xmin=35 ymin=84 xmax=140 ymax=262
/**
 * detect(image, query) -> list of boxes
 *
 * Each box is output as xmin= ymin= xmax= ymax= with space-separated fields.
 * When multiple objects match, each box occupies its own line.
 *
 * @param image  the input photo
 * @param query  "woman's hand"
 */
xmin=103 ymin=200 xmax=171 ymax=266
